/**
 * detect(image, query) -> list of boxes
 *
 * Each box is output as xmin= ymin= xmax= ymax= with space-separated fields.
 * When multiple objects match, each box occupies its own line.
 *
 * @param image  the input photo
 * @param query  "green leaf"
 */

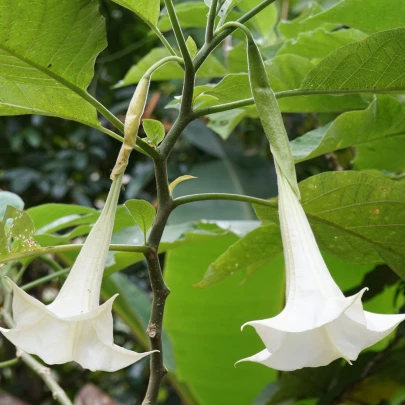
xmin=105 ymin=220 xmax=256 ymax=276
xmin=254 ymin=171 xmax=405 ymax=279
xmin=158 ymin=2 xmax=208 ymax=32
xmin=300 ymin=28 xmax=405 ymax=92
xmin=206 ymin=109 xmax=247 ymax=139
xmin=195 ymin=56 xmax=368 ymax=113
xmin=238 ymin=0 xmax=277 ymax=42
xmin=143 ymin=119 xmax=166 ymax=147
xmin=111 ymin=0 xmax=160 ymax=26
xmin=197 ymin=223 xmax=283 ymax=287
xmin=164 ymin=237 xmax=283 ymax=405
xmin=1 ymin=206 xmax=40 ymax=258
xmin=0 ymin=0 xmax=106 ymax=128
xmin=278 ymin=2 xmax=338 ymax=39
xmin=124 ymin=200 xmax=156 ymax=239
xmin=305 ymin=0 xmax=405 ymax=34
xmin=186 ymin=36 xmax=198 ymax=58
xmin=277 ymin=28 xmax=367 ymax=61
xmin=290 ymin=95 xmax=405 ymax=172
xmin=118 ymin=48 xmax=227 ymax=85
xmin=0 ymin=192 xmax=24 ymax=220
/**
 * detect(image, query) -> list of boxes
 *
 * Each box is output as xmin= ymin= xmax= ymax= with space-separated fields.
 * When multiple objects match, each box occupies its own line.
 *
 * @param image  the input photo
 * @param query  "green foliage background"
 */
xmin=0 ymin=0 xmax=404 ymax=404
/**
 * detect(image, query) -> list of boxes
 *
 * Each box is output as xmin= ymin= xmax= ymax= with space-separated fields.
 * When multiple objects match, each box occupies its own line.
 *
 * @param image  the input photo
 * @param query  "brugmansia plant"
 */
xmin=0 ymin=0 xmax=405 ymax=404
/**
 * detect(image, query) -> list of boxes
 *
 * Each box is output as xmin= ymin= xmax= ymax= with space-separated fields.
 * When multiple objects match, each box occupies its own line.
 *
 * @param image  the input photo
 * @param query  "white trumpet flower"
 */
xmin=1 ymin=174 xmax=154 ymax=372
xmin=238 ymin=165 xmax=405 ymax=371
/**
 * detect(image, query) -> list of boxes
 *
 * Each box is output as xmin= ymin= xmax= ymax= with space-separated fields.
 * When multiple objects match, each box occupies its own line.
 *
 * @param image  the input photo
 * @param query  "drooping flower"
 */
xmin=1 ymin=174 xmax=155 ymax=372
xmin=238 ymin=165 xmax=405 ymax=371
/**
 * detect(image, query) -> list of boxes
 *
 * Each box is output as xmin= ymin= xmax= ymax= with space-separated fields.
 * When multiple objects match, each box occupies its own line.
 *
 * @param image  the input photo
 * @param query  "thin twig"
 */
xmin=205 ymin=0 xmax=219 ymax=44
xmin=0 ymin=243 xmax=149 ymax=266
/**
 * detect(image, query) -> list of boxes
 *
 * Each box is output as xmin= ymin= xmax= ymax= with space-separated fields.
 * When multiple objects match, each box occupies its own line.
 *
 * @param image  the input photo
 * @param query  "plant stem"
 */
xmin=160 ymin=0 xmax=195 ymax=157
xmin=150 ymin=25 xmax=178 ymax=58
xmin=192 ymin=88 xmax=401 ymax=117
xmin=0 ymin=357 xmax=19 ymax=368
xmin=142 ymin=156 xmax=172 ymax=405
xmin=1 ymin=310 xmax=73 ymax=405
xmin=141 ymin=2 xmax=275 ymax=403
xmin=21 ymin=268 xmax=70 ymax=291
xmin=193 ymin=0 xmax=277 ymax=71
xmin=173 ymin=193 xmax=277 ymax=209
xmin=163 ymin=0 xmax=193 ymax=71
xmin=143 ymin=56 xmax=184 ymax=80
xmin=37 ymin=255 xmax=63 ymax=272
xmin=205 ymin=0 xmax=219 ymax=44
xmin=0 ymin=244 xmax=149 ymax=266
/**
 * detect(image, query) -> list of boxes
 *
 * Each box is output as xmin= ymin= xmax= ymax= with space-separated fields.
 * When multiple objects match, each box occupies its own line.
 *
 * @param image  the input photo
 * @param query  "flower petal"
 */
xmin=243 ymin=288 xmax=368 ymax=333
xmin=238 ymin=326 xmax=343 ymax=371
xmin=327 ymin=311 xmax=405 ymax=360
xmin=1 ymin=284 xmax=154 ymax=371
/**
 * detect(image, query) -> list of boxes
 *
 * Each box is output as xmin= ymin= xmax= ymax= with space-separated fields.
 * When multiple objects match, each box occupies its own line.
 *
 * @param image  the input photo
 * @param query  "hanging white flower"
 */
xmin=1 ymin=174 xmax=155 ymax=372
xmin=238 ymin=165 xmax=405 ymax=371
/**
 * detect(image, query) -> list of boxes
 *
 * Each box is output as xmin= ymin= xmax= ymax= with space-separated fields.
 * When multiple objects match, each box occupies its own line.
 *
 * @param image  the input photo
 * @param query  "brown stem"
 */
xmin=142 ymin=157 xmax=173 ymax=405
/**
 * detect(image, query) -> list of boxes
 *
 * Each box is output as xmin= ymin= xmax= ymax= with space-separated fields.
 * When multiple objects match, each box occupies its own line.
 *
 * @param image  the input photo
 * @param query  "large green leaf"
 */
xmin=111 ymin=0 xmax=160 ymax=26
xmin=117 ymin=48 xmax=227 ymax=85
xmin=305 ymin=0 xmax=405 ymax=34
xmin=300 ymin=28 xmax=405 ymax=92
xmin=277 ymin=28 xmax=367 ymax=60
xmin=290 ymin=95 xmax=405 ymax=172
xmin=0 ymin=0 xmax=106 ymax=128
xmin=164 ymin=237 xmax=283 ymax=405
xmin=194 ymin=55 xmax=368 ymax=113
xmin=255 ymin=171 xmax=405 ymax=278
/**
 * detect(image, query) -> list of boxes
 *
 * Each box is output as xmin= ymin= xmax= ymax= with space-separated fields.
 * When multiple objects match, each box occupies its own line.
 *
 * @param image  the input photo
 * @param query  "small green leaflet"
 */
xmin=168 ymin=175 xmax=197 ymax=196
xmin=111 ymin=0 xmax=160 ymax=27
xmin=124 ymin=200 xmax=156 ymax=242
xmin=300 ymin=28 xmax=405 ymax=92
xmin=143 ymin=119 xmax=166 ymax=147
xmin=186 ymin=36 xmax=198 ymax=58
